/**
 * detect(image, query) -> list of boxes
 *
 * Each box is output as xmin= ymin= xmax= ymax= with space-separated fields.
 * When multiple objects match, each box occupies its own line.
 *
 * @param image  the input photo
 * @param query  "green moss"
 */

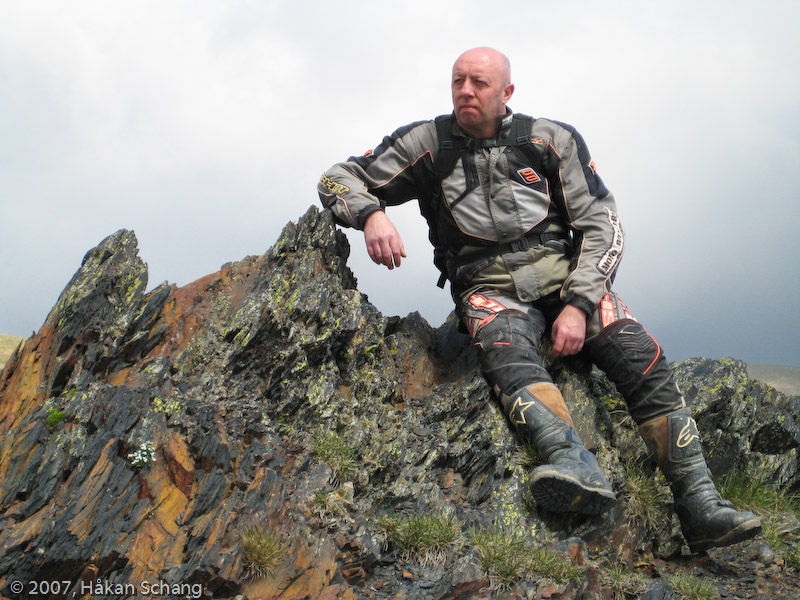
xmin=46 ymin=407 xmax=66 ymax=431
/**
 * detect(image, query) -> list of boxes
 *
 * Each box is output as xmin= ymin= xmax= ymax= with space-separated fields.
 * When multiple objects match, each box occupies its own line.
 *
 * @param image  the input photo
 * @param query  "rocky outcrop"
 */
xmin=1 ymin=206 xmax=799 ymax=599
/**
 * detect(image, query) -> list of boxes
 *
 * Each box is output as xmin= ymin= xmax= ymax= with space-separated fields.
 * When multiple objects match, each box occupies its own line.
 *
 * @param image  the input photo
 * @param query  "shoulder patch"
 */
xmin=319 ymin=174 xmax=350 ymax=196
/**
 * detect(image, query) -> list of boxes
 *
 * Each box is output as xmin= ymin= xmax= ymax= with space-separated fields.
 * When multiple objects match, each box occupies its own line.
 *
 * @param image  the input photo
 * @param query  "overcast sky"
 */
xmin=1 ymin=1 xmax=798 ymax=368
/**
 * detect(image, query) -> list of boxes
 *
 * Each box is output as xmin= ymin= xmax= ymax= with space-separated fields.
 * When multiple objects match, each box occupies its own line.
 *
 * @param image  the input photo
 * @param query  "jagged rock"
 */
xmin=1 ymin=205 xmax=799 ymax=599
xmin=673 ymin=357 xmax=800 ymax=489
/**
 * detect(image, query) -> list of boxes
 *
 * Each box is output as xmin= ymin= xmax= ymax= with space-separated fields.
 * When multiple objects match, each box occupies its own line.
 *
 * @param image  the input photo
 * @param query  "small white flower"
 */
xmin=128 ymin=441 xmax=156 ymax=469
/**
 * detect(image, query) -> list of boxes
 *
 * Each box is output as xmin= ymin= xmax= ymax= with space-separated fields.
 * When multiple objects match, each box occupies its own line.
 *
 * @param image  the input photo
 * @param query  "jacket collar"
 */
xmin=451 ymin=107 xmax=514 ymax=142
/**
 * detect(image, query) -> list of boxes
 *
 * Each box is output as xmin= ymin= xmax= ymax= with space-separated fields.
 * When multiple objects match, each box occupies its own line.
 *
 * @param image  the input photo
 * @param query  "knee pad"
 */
xmin=473 ymin=309 xmax=551 ymax=400
xmin=588 ymin=319 xmax=685 ymax=424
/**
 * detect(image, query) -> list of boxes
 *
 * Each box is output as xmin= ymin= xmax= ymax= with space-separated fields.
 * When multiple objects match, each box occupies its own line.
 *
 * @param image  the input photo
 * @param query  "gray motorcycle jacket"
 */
xmin=317 ymin=109 xmax=625 ymax=315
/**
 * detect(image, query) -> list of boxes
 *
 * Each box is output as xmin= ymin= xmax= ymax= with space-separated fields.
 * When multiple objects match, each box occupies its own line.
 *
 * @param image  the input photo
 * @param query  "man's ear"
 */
xmin=503 ymin=83 xmax=515 ymax=104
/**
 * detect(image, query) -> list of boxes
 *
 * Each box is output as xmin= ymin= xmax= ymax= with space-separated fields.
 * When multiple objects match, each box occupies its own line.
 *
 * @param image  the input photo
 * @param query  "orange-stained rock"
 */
xmin=1 ymin=207 xmax=794 ymax=600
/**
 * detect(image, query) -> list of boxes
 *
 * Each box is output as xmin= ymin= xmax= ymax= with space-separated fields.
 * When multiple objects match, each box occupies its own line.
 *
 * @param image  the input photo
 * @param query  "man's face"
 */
xmin=451 ymin=50 xmax=514 ymax=139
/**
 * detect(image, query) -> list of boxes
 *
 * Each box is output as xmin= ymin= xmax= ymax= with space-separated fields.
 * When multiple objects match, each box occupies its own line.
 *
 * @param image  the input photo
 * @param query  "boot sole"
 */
xmin=531 ymin=469 xmax=616 ymax=515
xmin=687 ymin=518 xmax=763 ymax=554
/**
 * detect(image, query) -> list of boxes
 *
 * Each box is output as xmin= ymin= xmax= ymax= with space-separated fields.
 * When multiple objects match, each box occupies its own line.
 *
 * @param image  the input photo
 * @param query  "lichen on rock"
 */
xmin=1 ymin=206 xmax=799 ymax=598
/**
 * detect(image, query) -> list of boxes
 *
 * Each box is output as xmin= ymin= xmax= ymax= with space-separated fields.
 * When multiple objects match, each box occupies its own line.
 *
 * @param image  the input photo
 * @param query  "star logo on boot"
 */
xmin=677 ymin=418 xmax=700 ymax=449
xmin=510 ymin=395 xmax=537 ymax=427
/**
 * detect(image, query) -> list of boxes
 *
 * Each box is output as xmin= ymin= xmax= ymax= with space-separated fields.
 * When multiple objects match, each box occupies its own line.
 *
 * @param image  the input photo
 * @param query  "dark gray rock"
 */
xmin=1 ymin=205 xmax=798 ymax=599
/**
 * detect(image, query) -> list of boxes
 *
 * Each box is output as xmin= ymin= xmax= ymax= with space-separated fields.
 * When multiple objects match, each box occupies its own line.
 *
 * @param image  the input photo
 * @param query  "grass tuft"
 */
xmin=310 ymin=482 xmax=354 ymax=523
xmin=718 ymin=470 xmax=800 ymax=569
xmin=470 ymin=526 xmax=581 ymax=590
xmin=622 ymin=459 xmax=669 ymax=532
xmin=511 ymin=440 xmax=540 ymax=470
xmin=717 ymin=471 xmax=798 ymax=517
xmin=602 ymin=561 xmax=647 ymax=600
xmin=313 ymin=430 xmax=355 ymax=483
xmin=239 ymin=525 xmax=283 ymax=580
xmin=376 ymin=511 xmax=462 ymax=567
xmin=667 ymin=574 xmax=717 ymax=600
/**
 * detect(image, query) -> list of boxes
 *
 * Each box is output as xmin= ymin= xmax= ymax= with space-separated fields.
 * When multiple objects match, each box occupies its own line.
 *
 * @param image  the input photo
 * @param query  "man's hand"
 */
xmin=550 ymin=304 xmax=587 ymax=358
xmin=364 ymin=210 xmax=407 ymax=269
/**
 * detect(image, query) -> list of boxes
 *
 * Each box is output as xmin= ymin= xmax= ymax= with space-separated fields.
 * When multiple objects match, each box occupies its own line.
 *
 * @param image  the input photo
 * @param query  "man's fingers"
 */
xmin=363 ymin=211 xmax=407 ymax=270
xmin=368 ymin=237 xmax=406 ymax=269
xmin=548 ymin=305 xmax=587 ymax=358
xmin=367 ymin=241 xmax=382 ymax=266
xmin=391 ymin=239 xmax=407 ymax=268
xmin=368 ymin=241 xmax=401 ymax=269
xmin=382 ymin=240 xmax=397 ymax=269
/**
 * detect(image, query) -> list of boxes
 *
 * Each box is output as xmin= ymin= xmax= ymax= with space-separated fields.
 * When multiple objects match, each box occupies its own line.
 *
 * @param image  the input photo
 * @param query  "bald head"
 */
xmin=451 ymin=47 xmax=515 ymax=138
xmin=453 ymin=47 xmax=512 ymax=85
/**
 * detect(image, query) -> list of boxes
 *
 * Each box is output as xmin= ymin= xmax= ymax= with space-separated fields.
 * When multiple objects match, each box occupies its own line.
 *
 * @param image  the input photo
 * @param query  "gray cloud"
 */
xmin=1 ymin=1 xmax=798 ymax=367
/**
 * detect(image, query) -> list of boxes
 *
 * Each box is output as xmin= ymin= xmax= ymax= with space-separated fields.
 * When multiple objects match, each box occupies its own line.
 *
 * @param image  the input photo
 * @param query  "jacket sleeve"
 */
xmin=548 ymin=122 xmax=625 ymax=314
xmin=317 ymin=120 xmax=437 ymax=230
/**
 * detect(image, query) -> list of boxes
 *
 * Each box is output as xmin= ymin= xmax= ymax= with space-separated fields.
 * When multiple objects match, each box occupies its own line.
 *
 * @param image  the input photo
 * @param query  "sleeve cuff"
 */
xmin=563 ymin=293 xmax=595 ymax=318
xmin=356 ymin=205 xmax=383 ymax=230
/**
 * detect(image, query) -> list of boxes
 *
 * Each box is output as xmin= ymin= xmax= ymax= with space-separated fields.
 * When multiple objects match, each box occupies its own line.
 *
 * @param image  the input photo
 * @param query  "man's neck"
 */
xmin=456 ymin=109 xmax=513 ymax=140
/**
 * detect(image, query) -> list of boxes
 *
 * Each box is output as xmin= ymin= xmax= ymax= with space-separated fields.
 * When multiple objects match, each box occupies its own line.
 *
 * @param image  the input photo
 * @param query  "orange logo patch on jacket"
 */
xmin=517 ymin=168 xmax=540 ymax=184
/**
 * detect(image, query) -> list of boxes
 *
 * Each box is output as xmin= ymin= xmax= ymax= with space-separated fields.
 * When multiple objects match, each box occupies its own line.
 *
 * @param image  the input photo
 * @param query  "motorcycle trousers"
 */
xmin=464 ymin=289 xmax=685 ymax=425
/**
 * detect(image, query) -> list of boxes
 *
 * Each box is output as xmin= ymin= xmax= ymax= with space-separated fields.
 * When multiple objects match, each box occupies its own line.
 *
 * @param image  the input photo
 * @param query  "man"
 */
xmin=318 ymin=47 xmax=761 ymax=553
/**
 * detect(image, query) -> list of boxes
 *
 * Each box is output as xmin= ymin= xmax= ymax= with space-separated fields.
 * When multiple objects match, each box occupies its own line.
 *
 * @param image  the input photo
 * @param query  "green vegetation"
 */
xmin=622 ymin=459 xmax=669 ymax=531
xmin=127 ymin=441 xmax=156 ymax=470
xmin=310 ymin=482 xmax=353 ymax=521
xmin=239 ymin=525 xmax=283 ymax=580
xmin=667 ymin=574 xmax=717 ymax=600
xmin=46 ymin=407 xmax=66 ymax=431
xmin=784 ymin=547 xmax=800 ymax=572
xmin=312 ymin=430 xmax=355 ymax=483
xmin=719 ymin=471 xmax=798 ymax=517
xmin=511 ymin=440 xmax=540 ymax=470
xmin=602 ymin=561 xmax=647 ymax=600
xmin=718 ymin=470 xmax=800 ymax=568
xmin=469 ymin=526 xmax=580 ymax=590
xmin=376 ymin=511 xmax=463 ymax=566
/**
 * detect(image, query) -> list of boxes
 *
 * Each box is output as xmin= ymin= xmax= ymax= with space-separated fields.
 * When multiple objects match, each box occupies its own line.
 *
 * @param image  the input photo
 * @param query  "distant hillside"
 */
xmin=0 ymin=334 xmax=26 ymax=368
xmin=746 ymin=363 xmax=800 ymax=397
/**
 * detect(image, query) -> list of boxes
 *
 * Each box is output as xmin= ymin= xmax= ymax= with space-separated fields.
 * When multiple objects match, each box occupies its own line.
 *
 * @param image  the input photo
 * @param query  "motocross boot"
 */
xmin=507 ymin=383 xmax=616 ymax=515
xmin=639 ymin=407 xmax=762 ymax=553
